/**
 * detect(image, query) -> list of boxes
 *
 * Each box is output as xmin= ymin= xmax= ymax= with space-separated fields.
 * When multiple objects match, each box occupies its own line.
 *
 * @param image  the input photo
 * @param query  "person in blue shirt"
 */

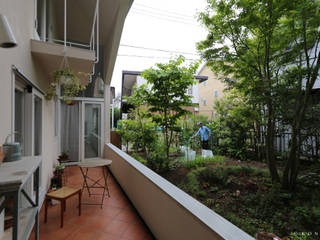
xmin=192 ymin=122 xmax=212 ymax=150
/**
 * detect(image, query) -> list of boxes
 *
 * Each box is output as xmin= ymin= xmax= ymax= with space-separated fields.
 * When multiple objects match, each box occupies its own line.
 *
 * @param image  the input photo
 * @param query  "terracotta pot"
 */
xmin=0 ymin=147 xmax=4 ymax=164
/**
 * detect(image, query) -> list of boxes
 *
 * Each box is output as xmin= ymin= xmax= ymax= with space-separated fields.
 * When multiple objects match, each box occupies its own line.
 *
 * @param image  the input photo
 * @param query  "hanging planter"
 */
xmin=45 ymin=67 xmax=87 ymax=103
xmin=66 ymin=100 xmax=75 ymax=105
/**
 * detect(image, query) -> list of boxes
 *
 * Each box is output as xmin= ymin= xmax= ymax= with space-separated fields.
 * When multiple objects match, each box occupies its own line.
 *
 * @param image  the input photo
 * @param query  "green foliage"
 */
xmin=198 ymin=166 xmax=228 ymax=185
xmin=46 ymin=67 xmax=87 ymax=104
xmin=146 ymin=141 xmax=170 ymax=173
xmin=116 ymin=119 xmax=158 ymax=153
xmin=209 ymin=90 xmax=258 ymax=160
xmin=289 ymin=232 xmax=310 ymax=240
xmin=294 ymin=206 xmax=320 ymax=228
xmin=184 ymin=168 xmax=206 ymax=198
xmin=197 ymin=0 xmax=320 ymax=188
xmin=131 ymin=152 xmax=147 ymax=165
xmin=141 ymin=55 xmax=199 ymax=159
xmin=110 ymin=107 xmax=120 ymax=129
xmin=183 ymin=155 xmax=225 ymax=169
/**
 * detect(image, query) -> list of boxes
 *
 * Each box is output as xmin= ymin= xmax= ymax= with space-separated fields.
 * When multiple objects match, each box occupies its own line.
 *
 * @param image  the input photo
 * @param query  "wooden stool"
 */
xmin=44 ymin=186 xmax=82 ymax=228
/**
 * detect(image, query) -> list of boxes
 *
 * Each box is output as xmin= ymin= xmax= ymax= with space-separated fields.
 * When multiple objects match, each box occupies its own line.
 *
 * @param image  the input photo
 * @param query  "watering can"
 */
xmin=3 ymin=133 xmax=22 ymax=162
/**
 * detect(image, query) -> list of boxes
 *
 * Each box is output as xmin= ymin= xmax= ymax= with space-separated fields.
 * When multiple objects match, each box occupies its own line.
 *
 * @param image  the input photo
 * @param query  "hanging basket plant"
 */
xmin=45 ymin=67 xmax=87 ymax=103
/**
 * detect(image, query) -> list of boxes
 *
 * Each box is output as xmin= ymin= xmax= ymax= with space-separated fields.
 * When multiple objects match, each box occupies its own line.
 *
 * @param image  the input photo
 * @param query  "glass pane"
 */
xmin=84 ymin=103 xmax=101 ymax=158
xmin=60 ymin=102 xmax=80 ymax=162
xmin=15 ymin=89 xmax=24 ymax=155
xmin=34 ymin=96 xmax=42 ymax=156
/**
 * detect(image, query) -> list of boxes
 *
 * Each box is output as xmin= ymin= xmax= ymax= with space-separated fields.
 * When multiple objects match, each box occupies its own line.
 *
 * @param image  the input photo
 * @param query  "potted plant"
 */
xmin=45 ymin=67 xmax=87 ymax=103
xmin=51 ymin=164 xmax=65 ymax=189
xmin=58 ymin=151 xmax=73 ymax=165
xmin=54 ymin=164 xmax=65 ymax=176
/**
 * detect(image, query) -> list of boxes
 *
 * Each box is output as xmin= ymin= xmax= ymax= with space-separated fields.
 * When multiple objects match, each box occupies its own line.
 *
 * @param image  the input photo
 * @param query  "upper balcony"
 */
xmin=31 ymin=0 xmax=133 ymax=85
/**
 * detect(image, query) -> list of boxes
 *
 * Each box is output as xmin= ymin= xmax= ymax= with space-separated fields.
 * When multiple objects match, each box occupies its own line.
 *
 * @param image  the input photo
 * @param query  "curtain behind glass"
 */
xmin=60 ymin=102 xmax=79 ymax=162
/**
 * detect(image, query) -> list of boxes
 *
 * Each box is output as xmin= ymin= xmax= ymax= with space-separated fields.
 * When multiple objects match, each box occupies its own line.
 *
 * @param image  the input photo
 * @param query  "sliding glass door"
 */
xmin=60 ymin=101 xmax=80 ymax=162
xmin=82 ymin=102 xmax=104 ymax=159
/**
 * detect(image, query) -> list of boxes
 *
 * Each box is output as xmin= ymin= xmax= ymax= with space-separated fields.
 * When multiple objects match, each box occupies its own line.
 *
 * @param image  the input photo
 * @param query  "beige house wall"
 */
xmin=198 ymin=66 xmax=227 ymax=120
xmin=0 ymin=0 xmax=58 ymax=194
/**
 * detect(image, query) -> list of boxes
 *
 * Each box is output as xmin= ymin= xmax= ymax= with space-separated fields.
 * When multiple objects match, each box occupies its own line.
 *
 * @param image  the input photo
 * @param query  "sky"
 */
xmin=110 ymin=0 xmax=208 ymax=95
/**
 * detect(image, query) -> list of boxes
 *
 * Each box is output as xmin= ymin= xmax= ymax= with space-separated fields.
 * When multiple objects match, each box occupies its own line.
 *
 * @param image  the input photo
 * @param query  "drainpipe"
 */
xmin=104 ymin=84 xmax=111 ymax=144
xmin=112 ymin=99 xmax=114 ymax=130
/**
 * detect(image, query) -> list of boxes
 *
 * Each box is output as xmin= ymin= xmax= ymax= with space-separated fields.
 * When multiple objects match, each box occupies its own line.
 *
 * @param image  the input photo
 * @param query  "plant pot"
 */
xmin=60 ymin=75 xmax=72 ymax=85
xmin=66 ymin=100 xmax=75 ymax=105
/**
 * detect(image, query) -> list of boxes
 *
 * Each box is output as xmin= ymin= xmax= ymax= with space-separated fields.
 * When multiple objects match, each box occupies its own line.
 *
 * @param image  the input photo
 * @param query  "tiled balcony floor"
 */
xmin=30 ymin=166 xmax=153 ymax=240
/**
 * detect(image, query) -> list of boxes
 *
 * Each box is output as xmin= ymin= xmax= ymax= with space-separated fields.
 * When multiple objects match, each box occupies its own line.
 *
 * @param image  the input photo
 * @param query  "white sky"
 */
xmin=110 ymin=0 xmax=208 ymax=95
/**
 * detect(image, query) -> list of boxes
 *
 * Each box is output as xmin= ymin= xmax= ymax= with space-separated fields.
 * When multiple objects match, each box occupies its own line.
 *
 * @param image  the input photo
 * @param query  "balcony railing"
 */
xmin=103 ymin=143 xmax=255 ymax=240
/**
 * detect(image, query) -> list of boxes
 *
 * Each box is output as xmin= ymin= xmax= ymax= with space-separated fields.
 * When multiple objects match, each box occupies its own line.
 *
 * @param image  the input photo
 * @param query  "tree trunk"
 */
xmin=266 ymin=102 xmax=280 ymax=182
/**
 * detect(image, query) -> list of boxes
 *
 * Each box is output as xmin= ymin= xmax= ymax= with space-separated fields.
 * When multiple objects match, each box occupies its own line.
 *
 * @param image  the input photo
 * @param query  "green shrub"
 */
xmin=131 ymin=152 xmax=147 ymax=165
xmin=117 ymin=119 xmax=158 ymax=153
xmin=146 ymin=142 xmax=170 ymax=173
xmin=225 ymin=165 xmax=243 ymax=176
xmin=183 ymin=155 xmax=225 ymax=169
xmin=289 ymin=232 xmax=310 ymax=240
xmin=185 ymin=169 xmax=206 ymax=197
xmin=198 ymin=166 xmax=228 ymax=185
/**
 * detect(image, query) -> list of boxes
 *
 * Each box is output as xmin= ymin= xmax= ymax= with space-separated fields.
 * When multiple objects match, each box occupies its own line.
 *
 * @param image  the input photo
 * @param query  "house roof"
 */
xmin=121 ymin=70 xmax=208 ymax=98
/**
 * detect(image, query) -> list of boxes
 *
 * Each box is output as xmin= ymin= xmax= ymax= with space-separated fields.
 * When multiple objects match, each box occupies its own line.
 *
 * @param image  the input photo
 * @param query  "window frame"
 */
xmin=13 ymin=75 xmax=44 ymax=157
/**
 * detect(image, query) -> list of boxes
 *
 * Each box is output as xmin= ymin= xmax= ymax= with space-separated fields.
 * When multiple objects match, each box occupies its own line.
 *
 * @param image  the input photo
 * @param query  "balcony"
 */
xmin=29 ymin=165 xmax=153 ymax=240
xmin=31 ymin=40 xmax=95 ymax=85
xmin=26 ymin=143 xmax=254 ymax=240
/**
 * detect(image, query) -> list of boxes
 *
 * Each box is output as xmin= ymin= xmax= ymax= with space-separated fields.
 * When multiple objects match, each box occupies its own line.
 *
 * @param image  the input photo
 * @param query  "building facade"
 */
xmin=198 ymin=65 xmax=227 ymax=120
xmin=0 ymin=0 xmax=132 ymax=225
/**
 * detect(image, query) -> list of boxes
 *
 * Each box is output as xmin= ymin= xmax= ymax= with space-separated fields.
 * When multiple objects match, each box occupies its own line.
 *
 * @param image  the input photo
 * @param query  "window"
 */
xmin=214 ymin=90 xmax=218 ymax=98
xmin=15 ymin=89 xmax=25 ymax=154
xmin=14 ymin=74 xmax=43 ymax=156
xmin=34 ymin=95 xmax=42 ymax=156
xmin=203 ymin=99 xmax=207 ymax=106
xmin=203 ymin=81 xmax=207 ymax=86
xmin=187 ymin=87 xmax=193 ymax=95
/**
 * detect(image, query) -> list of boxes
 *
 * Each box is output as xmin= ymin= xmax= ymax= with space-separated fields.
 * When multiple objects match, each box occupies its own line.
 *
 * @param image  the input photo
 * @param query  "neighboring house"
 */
xmin=120 ymin=70 xmax=208 ymax=119
xmin=0 ymin=0 xmax=132 ymax=234
xmin=198 ymin=65 xmax=228 ymax=120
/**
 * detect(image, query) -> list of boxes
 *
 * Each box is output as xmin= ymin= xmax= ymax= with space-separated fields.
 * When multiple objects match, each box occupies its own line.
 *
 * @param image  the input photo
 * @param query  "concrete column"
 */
xmin=104 ymin=83 xmax=110 ymax=143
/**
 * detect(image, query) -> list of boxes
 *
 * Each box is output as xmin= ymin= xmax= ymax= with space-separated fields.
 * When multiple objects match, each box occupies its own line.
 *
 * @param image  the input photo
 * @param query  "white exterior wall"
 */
xmin=0 ymin=0 xmax=58 ymax=198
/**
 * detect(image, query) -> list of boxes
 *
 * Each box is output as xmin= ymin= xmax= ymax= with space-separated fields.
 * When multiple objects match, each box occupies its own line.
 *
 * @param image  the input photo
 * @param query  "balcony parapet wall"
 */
xmin=104 ymin=143 xmax=255 ymax=240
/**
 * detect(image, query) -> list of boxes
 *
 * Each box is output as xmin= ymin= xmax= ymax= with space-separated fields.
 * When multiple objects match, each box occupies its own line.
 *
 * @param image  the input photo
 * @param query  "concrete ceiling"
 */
xmin=52 ymin=0 xmax=126 ymax=46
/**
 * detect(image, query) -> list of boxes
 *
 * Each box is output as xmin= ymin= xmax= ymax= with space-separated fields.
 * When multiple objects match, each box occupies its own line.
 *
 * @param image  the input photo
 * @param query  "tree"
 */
xmin=197 ymin=0 xmax=292 ymax=182
xmin=141 ymin=56 xmax=199 ymax=160
xmin=198 ymin=0 xmax=320 ymax=190
xmin=276 ymin=2 xmax=320 ymax=190
xmin=211 ymin=90 xmax=260 ymax=160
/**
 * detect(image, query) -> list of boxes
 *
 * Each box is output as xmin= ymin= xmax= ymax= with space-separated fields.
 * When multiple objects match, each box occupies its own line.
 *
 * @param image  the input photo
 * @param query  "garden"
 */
xmin=117 ymin=1 xmax=320 ymax=239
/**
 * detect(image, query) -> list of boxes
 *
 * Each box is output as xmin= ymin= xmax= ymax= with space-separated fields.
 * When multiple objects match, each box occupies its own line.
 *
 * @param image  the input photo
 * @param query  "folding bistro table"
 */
xmin=78 ymin=158 xmax=112 ymax=208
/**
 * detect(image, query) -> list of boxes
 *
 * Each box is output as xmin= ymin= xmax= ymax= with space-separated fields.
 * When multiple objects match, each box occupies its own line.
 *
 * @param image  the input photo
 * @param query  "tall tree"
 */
xmin=197 ymin=0 xmax=291 ymax=182
xmin=141 ymin=56 xmax=199 ymax=160
xmin=276 ymin=1 xmax=320 ymax=190
xmin=197 ymin=0 xmax=320 ymax=189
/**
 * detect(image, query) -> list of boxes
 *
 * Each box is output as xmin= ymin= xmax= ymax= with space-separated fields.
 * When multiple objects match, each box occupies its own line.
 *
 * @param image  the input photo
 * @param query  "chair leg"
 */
xmin=44 ymin=197 xmax=48 ymax=223
xmin=78 ymin=191 xmax=81 ymax=216
xmin=60 ymin=200 xmax=65 ymax=228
